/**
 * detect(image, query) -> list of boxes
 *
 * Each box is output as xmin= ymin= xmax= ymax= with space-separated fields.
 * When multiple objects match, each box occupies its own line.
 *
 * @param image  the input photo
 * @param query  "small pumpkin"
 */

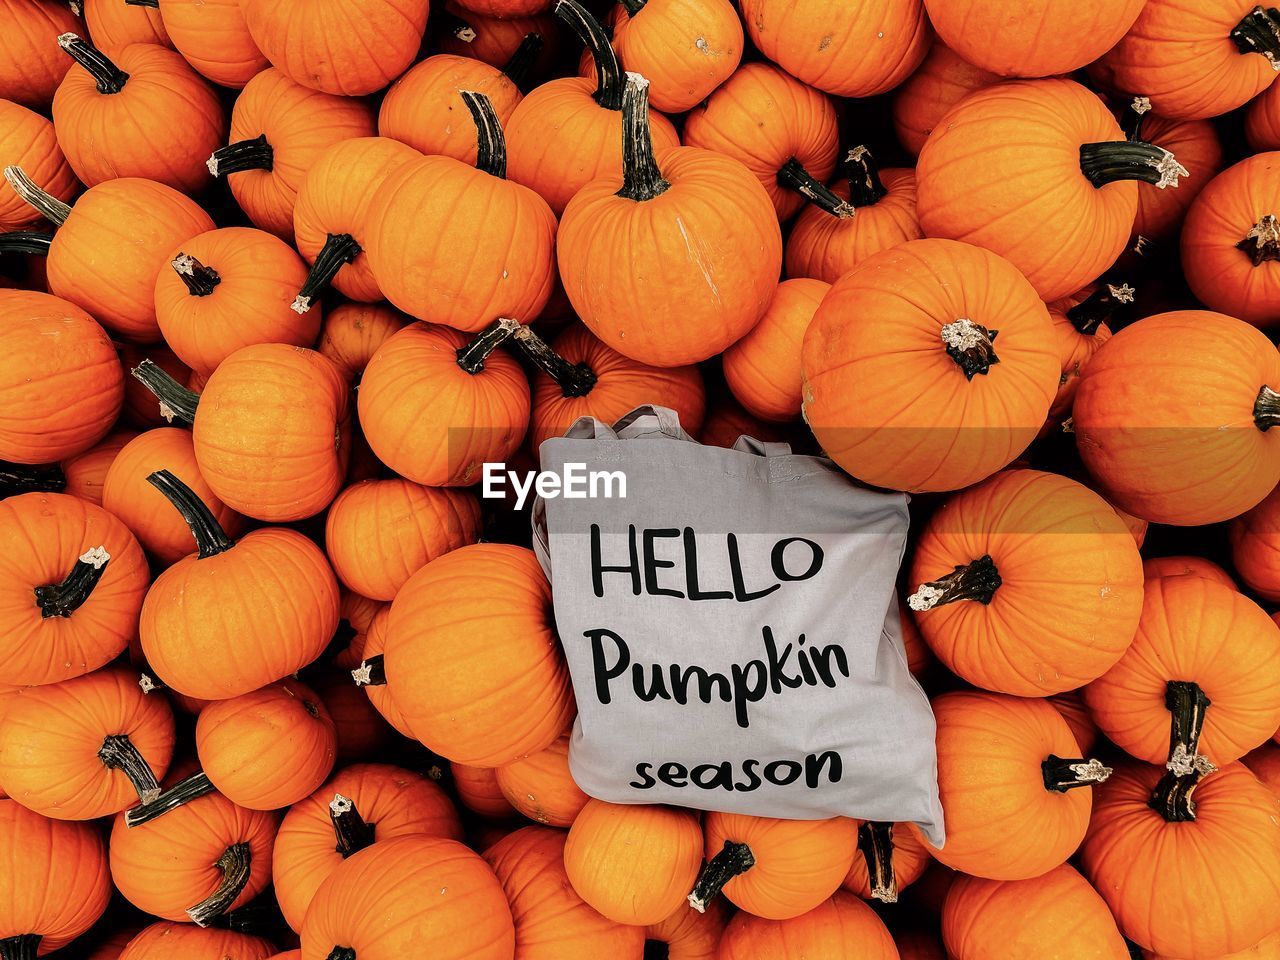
xmin=0 ymin=105 xmax=77 ymax=231
xmin=0 ymin=0 xmax=83 ymax=109
xmin=1231 ymin=483 xmax=1280 ymax=600
xmin=1143 ymin=555 xmax=1237 ymax=586
xmin=150 ymin=0 xmax=268 ymax=89
xmin=717 ymin=890 xmax=898 ymax=960
xmin=83 ymin=0 xmax=170 ymax=54
xmin=350 ymin=607 xmax=413 ymax=738
xmin=452 ymin=762 xmax=519 ymax=820
xmin=1121 ymin=100 xmax=1225 ymax=245
xmin=645 ymin=899 xmax=727 ymax=960
xmin=116 ymin=922 xmax=276 ymax=960
xmin=60 ymin=429 xmax=137 ymax=505
xmin=440 ymin=3 xmax=557 ymax=66
xmin=891 ymin=40 xmax=1000 ymax=156
xmin=842 ymin=820 xmax=932 ymax=904
xmin=494 ymin=734 xmax=588 ymax=828
xmin=1042 ymin=283 xmax=1125 ymax=432
xmin=316 ymin=302 xmax=410 ymax=382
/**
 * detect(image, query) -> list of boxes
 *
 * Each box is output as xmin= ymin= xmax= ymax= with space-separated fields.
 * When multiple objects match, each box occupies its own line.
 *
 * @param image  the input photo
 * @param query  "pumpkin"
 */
xmin=717 ymin=890 xmax=898 ymax=960
xmin=0 ymin=290 xmax=122 ymax=463
xmin=154 ymin=227 xmax=321 ymax=377
xmin=800 ymin=238 xmax=1059 ymax=493
xmin=273 ymin=762 xmax=463 ymax=931
xmin=452 ymin=762 xmax=519 ymax=820
xmin=1143 ymin=555 xmax=1237 ymax=586
xmin=0 ymin=799 xmax=111 ymax=957
xmin=83 ymin=0 xmax=170 ymax=54
xmin=896 ymin=931 xmax=947 ymax=960
xmin=454 ymin=0 xmax=549 ymax=15
xmin=350 ymin=607 xmax=413 ymax=738
xmin=1148 ymin=933 xmax=1280 ymax=960
xmin=690 ymin=813 xmax=857 ymax=920
xmin=313 ymin=669 xmax=399 ymax=764
xmin=328 ymin=589 xmax=381 ymax=672
xmin=483 ymin=826 xmax=645 ymax=959
xmin=52 ymin=35 xmax=224 ymax=192
xmin=917 ymin=78 xmax=1186 ymax=302
xmin=118 ymin=345 xmax=191 ymax=430
xmin=1042 ymin=283 xmax=1124 ymax=431
xmin=0 ymin=105 xmax=77 ymax=231
xmin=241 ymin=0 xmax=429 ymax=96
xmin=784 ymin=146 xmax=922 ymax=284
xmin=1243 ymin=742 xmax=1280 ymax=797
xmin=1084 ymin=575 xmax=1280 ymax=768
xmin=1122 ymin=101 xmax=1225 ymax=245
xmin=0 ymin=492 xmax=147 ymax=686
xmin=520 ymin=322 xmax=706 ymax=448
xmin=116 ymin=922 xmax=276 ymax=960
xmin=699 ymin=396 xmax=795 ymax=448
xmin=366 ymin=92 xmax=556 ymax=332
xmin=563 ymin=799 xmax=702 ymax=925
xmin=891 ymin=41 xmax=1000 ymax=156
xmin=558 ymin=73 xmax=782 ymax=367
xmin=150 ymin=0 xmax=268 ymax=88
xmin=494 ymin=734 xmax=588 ymax=828
xmin=0 ymin=0 xmax=83 ymax=109
xmin=646 ymin=900 xmax=727 ymax=960
xmin=1049 ymin=689 xmax=1100 ymax=755
xmin=907 ymin=469 xmax=1144 ymax=696
xmin=84 ymin=925 xmax=144 ymax=960
xmin=61 ymin=429 xmax=137 ymax=505
xmin=925 ymin=691 xmax=1110 ymax=880
xmin=842 ymin=821 xmax=931 ymax=904
xmin=1081 ymin=761 xmax=1280 ymax=958
xmin=357 ymin=321 xmax=530 ymax=487
xmin=300 ymin=836 xmax=515 ymax=960
xmin=440 ymin=2 xmax=557 ymax=69
xmin=292 ymin=138 xmax=422 ymax=310
xmin=208 ymin=69 xmax=376 ymax=242
xmin=384 ymin=543 xmax=573 ymax=765
xmin=504 ymin=0 xmax=679 ymax=216
xmin=139 ymin=469 xmax=340 ymax=700
xmin=1073 ymin=310 xmax=1280 ymax=525
xmin=942 ymin=864 xmax=1129 ymax=959
xmin=316 ymin=302 xmax=410 ymax=382
xmin=1231 ymin=483 xmax=1280 ymax=600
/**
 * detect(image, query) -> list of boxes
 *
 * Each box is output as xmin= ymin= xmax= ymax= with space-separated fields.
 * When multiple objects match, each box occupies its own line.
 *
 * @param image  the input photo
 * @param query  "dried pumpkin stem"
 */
xmin=501 ymin=32 xmax=543 ymax=88
xmin=34 ymin=546 xmax=110 ymax=619
xmin=460 ymin=90 xmax=507 ymax=179
xmin=1079 ymin=140 xmax=1187 ymax=190
xmin=939 ymin=318 xmax=1000 ymax=379
xmin=187 ymin=842 xmax=252 ymax=926
xmin=908 ymin=555 xmax=1002 ymax=612
xmin=843 ymin=145 xmax=888 ymax=207
xmin=456 ymin=317 xmax=521 ymax=374
xmin=1149 ymin=764 xmax=1213 ymax=822
xmin=0 ymin=232 xmax=52 ymax=255
xmin=293 ymin=233 xmax=362 ymax=315
xmin=555 ymin=0 xmax=623 ymax=110
xmin=0 ymin=461 xmax=66 ymax=497
xmin=138 ymin=672 xmax=165 ymax=693
xmin=777 ymin=158 xmax=853 ymax=218
xmin=2 ymin=166 xmax=72 ymax=225
xmin=351 ymin=654 xmax=387 ymax=687
xmin=1232 ymin=6 xmax=1280 ymax=67
xmin=330 ymin=794 xmax=377 ymax=857
xmin=1066 ymin=282 xmax=1135 ymax=335
xmin=856 ymin=821 xmax=898 ymax=904
xmin=1237 ymin=214 xmax=1280 ymax=265
xmin=1120 ymin=96 xmax=1152 ymax=141
xmin=0 ymin=935 xmax=40 ymax=960
xmin=326 ymin=948 xmax=357 ymax=960
xmin=125 ymin=771 xmax=215 ymax=828
xmin=617 ymin=72 xmax=669 ymax=202
xmin=436 ymin=9 xmax=476 ymax=42
xmin=207 ymin=134 xmax=274 ymax=178
xmin=511 ymin=324 xmax=598 ymax=398
xmin=125 ymin=0 xmax=160 ymax=6
xmin=131 ymin=359 xmax=200 ymax=426
xmin=146 ymin=469 xmax=233 ymax=558
xmin=1042 ymin=755 xmax=1112 ymax=793
xmin=98 ymin=734 xmax=162 ymax=804
xmin=1256 ymin=385 xmax=1280 ymax=431
xmin=687 ymin=840 xmax=755 ymax=913
xmin=619 ymin=0 xmax=646 ymax=13
xmin=171 ymin=253 xmax=221 ymax=297
xmin=58 ymin=34 xmax=129 ymax=94
xmin=1165 ymin=680 xmax=1212 ymax=774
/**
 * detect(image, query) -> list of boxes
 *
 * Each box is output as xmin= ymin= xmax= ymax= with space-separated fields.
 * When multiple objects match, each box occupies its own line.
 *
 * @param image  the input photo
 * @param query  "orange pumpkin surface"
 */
xmin=154 ymin=0 xmax=268 ymax=88
xmin=1143 ymin=555 xmax=1236 ymax=586
xmin=83 ymin=0 xmax=170 ymax=54
xmin=60 ymin=429 xmax=137 ymax=506
xmin=495 ymin=735 xmax=588 ymax=828
xmin=892 ymin=40 xmax=1000 ymax=157
xmin=1042 ymin=284 xmax=1121 ymax=430
xmin=351 ymin=606 xmax=412 ymax=738
xmin=0 ymin=103 xmax=77 ymax=231
xmin=453 ymin=762 xmax=520 ymax=820
xmin=0 ymin=0 xmax=82 ymax=109
xmin=717 ymin=890 xmax=898 ymax=960
xmin=1049 ymin=689 xmax=1100 ymax=756
xmin=116 ymin=922 xmax=276 ymax=960
xmin=1126 ymin=108 xmax=1224 ymax=244
xmin=440 ymin=3 xmax=558 ymax=68
xmin=1231 ymin=483 xmax=1280 ymax=600
xmin=316 ymin=302 xmax=410 ymax=382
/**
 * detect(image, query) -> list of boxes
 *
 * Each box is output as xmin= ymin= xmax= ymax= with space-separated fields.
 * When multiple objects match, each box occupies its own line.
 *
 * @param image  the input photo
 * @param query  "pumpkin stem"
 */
xmin=1148 ymin=763 xmax=1213 ymax=823
xmin=1165 ymin=680 xmax=1212 ymax=774
xmin=146 ymin=469 xmax=233 ymax=559
xmin=1066 ymin=282 xmax=1135 ymax=335
xmin=131 ymin=359 xmax=200 ymax=426
xmin=0 ymin=936 xmax=40 ymax=960
xmin=207 ymin=135 xmax=274 ymax=178
xmin=437 ymin=9 xmax=477 ymax=42
xmin=2 ymin=166 xmax=72 ymax=225
xmin=618 ymin=72 xmax=670 ymax=202
xmin=1255 ymin=385 xmax=1280 ymax=431
xmin=330 ymin=794 xmax=377 ymax=857
xmin=124 ymin=771 xmax=215 ymax=828
xmin=293 ymin=234 xmax=362 ymax=315
xmin=125 ymin=0 xmax=160 ymax=6
xmin=619 ymin=0 xmax=646 ymax=13
xmin=459 ymin=91 xmax=507 ymax=179
xmin=843 ymin=145 xmax=888 ymax=208
xmin=1042 ymin=755 xmax=1113 ymax=792
xmin=186 ymin=842 xmax=252 ymax=926
xmin=1236 ymin=214 xmax=1280 ymax=265
xmin=939 ymin=318 xmax=1000 ymax=379
xmin=0 ymin=461 xmax=66 ymax=497
xmin=856 ymin=821 xmax=899 ymax=904
xmin=687 ymin=840 xmax=755 ymax=913
xmin=171 ymin=253 xmax=221 ymax=297
xmin=1079 ymin=140 xmax=1187 ymax=190
xmin=1120 ymin=96 xmax=1152 ymax=141
xmin=138 ymin=672 xmax=165 ymax=693
xmin=511 ymin=324 xmax=598 ymax=398
xmin=58 ymin=34 xmax=129 ymax=94
xmin=778 ymin=158 xmax=854 ymax=218
xmin=908 ymin=555 xmax=1002 ymax=612
xmin=1232 ymin=6 xmax=1280 ymax=67
xmin=34 ymin=546 xmax=110 ymax=619
xmin=555 ymin=0 xmax=623 ymax=110
xmin=501 ymin=33 xmax=543 ymax=89
xmin=0 ymin=232 xmax=52 ymax=255
xmin=456 ymin=317 xmax=521 ymax=374
xmin=98 ymin=734 xmax=162 ymax=804
xmin=351 ymin=655 xmax=387 ymax=687
xmin=326 ymin=949 xmax=357 ymax=960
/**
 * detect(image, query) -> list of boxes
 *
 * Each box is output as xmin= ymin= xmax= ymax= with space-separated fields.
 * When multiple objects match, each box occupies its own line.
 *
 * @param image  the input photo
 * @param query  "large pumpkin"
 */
xmin=153 ymin=0 xmax=268 ymax=88
xmin=1231 ymin=483 xmax=1280 ymax=600
xmin=0 ymin=105 xmax=77 ymax=231
xmin=891 ymin=40 xmax=1000 ymax=157
xmin=116 ymin=923 xmax=276 ymax=960
xmin=0 ymin=0 xmax=82 ymax=108
xmin=717 ymin=890 xmax=898 ymax=960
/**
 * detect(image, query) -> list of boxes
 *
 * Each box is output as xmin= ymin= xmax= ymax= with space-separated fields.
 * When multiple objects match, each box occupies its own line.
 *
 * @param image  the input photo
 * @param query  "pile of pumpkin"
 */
xmin=6 ymin=0 xmax=1280 ymax=956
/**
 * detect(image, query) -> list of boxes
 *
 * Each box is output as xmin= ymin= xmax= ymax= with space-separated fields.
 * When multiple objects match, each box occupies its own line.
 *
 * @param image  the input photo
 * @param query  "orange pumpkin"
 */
xmin=1122 ymin=101 xmax=1224 ymax=245
xmin=52 ymin=35 xmax=224 ymax=192
xmin=717 ymin=890 xmax=898 ymax=960
xmin=494 ymin=734 xmax=588 ymax=828
xmin=0 ymin=105 xmax=77 ymax=231
xmin=1243 ymin=742 xmax=1280 ymax=796
xmin=699 ymin=396 xmax=795 ymax=448
xmin=558 ymin=73 xmax=782 ymax=367
xmin=312 ymin=669 xmax=398 ymax=764
xmin=1042 ymin=283 xmax=1123 ymax=431
xmin=316 ymin=302 xmax=410 ymax=382
xmin=116 ymin=922 xmax=276 ymax=960
xmin=842 ymin=821 xmax=932 ymax=904
xmin=800 ymin=238 xmax=1059 ymax=493
xmin=1049 ymin=689 xmax=1100 ymax=756
xmin=892 ymin=40 xmax=1000 ymax=157
xmin=439 ymin=2 xmax=558 ymax=69
xmin=84 ymin=0 xmax=170 ymax=54
xmin=350 ymin=607 xmax=413 ymax=738
xmin=0 ymin=1 xmax=83 ymax=110
xmin=452 ymin=762 xmax=519 ymax=820
xmin=328 ymin=589 xmax=381 ymax=672
xmin=646 ymin=899 xmax=728 ymax=960
xmin=1073 ymin=311 xmax=1280 ymax=525
xmin=57 ymin=429 xmax=136 ymax=507
xmin=385 ymin=544 xmax=573 ymax=765
xmin=1231 ymin=483 xmax=1280 ymax=600
xmin=1143 ymin=555 xmax=1236 ymax=586
xmin=152 ymin=0 xmax=267 ymax=88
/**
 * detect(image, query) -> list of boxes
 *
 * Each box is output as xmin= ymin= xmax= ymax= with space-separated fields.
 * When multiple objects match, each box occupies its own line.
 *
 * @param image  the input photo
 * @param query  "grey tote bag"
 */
xmin=531 ymin=405 xmax=944 ymax=846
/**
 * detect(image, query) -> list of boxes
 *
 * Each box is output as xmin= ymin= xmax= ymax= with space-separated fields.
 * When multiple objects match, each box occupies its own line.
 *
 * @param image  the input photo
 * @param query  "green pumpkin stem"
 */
xmin=844 ymin=145 xmax=888 ymax=207
xmin=330 ymin=794 xmax=377 ymax=857
xmin=1236 ymin=214 xmax=1280 ymax=266
xmin=58 ymin=34 xmax=129 ymax=94
xmin=1149 ymin=764 xmax=1212 ymax=822
xmin=0 ymin=936 xmax=40 ymax=960
xmin=778 ymin=158 xmax=853 ymax=218
xmin=0 ymin=232 xmax=52 ymax=255
xmin=1121 ymin=96 xmax=1152 ymax=142
xmin=908 ymin=554 xmax=1002 ymax=611
xmin=1256 ymin=385 xmax=1280 ymax=431
xmin=207 ymin=134 xmax=274 ymax=178
xmin=856 ymin=821 xmax=899 ymax=904
xmin=1165 ymin=680 xmax=1212 ymax=773
xmin=171 ymin=252 xmax=221 ymax=296
xmin=555 ymin=0 xmax=623 ymax=110
xmin=459 ymin=90 xmax=507 ymax=179
xmin=687 ymin=840 xmax=755 ymax=913
xmin=351 ymin=654 xmax=387 ymax=687
xmin=3 ymin=166 xmax=72 ymax=225
xmin=293 ymin=234 xmax=362 ymax=315
xmin=34 ymin=547 xmax=110 ymax=619
xmin=511 ymin=324 xmax=598 ymax=398
xmin=456 ymin=317 xmax=521 ymax=374
xmin=618 ymin=72 xmax=669 ymax=202
xmin=146 ymin=469 xmax=233 ymax=558
xmin=1232 ymin=5 xmax=1280 ymax=66
xmin=1042 ymin=755 xmax=1113 ymax=793
xmin=131 ymin=359 xmax=200 ymax=426
xmin=1066 ymin=282 xmax=1135 ymax=335
xmin=125 ymin=771 xmax=216 ymax=828
xmin=939 ymin=318 xmax=1001 ymax=379
xmin=501 ymin=32 xmax=543 ymax=89
xmin=186 ymin=843 xmax=252 ymax=926
xmin=0 ymin=461 xmax=66 ymax=497
xmin=1079 ymin=140 xmax=1187 ymax=190
xmin=98 ymin=734 xmax=162 ymax=804
xmin=619 ymin=0 xmax=646 ymax=13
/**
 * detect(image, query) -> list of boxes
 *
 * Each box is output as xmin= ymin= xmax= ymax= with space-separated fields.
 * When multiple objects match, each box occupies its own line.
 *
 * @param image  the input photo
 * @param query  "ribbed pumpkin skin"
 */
xmin=842 ymin=821 xmax=932 ymax=900
xmin=52 ymin=43 xmax=225 ymax=193
xmin=925 ymin=691 xmax=1095 ymax=881
xmin=157 ymin=0 xmax=268 ymax=88
xmin=300 ymin=837 xmax=515 ymax=960
xmin=357 ymin=607 xmax=413 ymax=737
xmin=109 ymin=789 xmax=279 ymax=922
xmin=0 ymin=290 xmax=123 ymax=463
xmin=1134 ymin=114 xmax=1223 ymax=242
xmin=1049 ymin=689 xmax=1099 ymax=755
xmin=892 ymin=41 xmax=1000 ymax=156
xmin=1232 ymin=484 xmax=1280 ymax=600
xmin=274 ymin=762 xmax=463 ymax=932
xmin=495 ymin=735 xmax=589 ymax=828
xmin=916 ymin=79 xmax=1138 ymax=301
xmin=242 ymin=0 xmax=430 ymax=96
xmin=1073 ymin=311 xmax=1280 ymax=525
xmin=0 ymin=799 xmax=111 ymax=951
xmin=740 ymin=0 xmax=929 ymax=98
xmin=1084 ymin=576 xmax=1280 ymax=767
xmin=483 ymin=826 xmax=645 ymax=959
xmin=316 ymin=302 xmax=410 ymax=381
xmin=118 ymin=922 xmax=277 ymax=960
xmin=1145 ymin=932 xmax=1280 ymax=960
xmin=222 ymin=69 xmax=377 ymax=241
xmin=440 ymin=4 xmax=555 ymax=64
xmin=800 ymin=238 xmax=1059 ymax=493
xmin=385 ymin=544 xmax=573 ymax=766
xmin=0 ymin=0 xmax=82 ymax=108
xmin=84 ymin=0 xmax=171 ymax=54
xmin=452 ymin=762 xmax=519 ymax=820
xmin=718 ymin=890 xmax=899 ymax=960
xmin=0 ymin=492 xmax=147 ymax=686
xmin=1082 ymin=762 xmax=1280 ymax=958
xmin=1248 ymin=78 xmax=1280 ymax=150
xmin=942 ymin=864 xmax=1129 ymax=960
xmin=1143 ymin=555 xmax=1236 ymax=586
xmin=646 ymin=899 xmax=728 ymax=960
xmin=62 ymin=430 xmax=138 ymax=506
xmin=0 ymin=101 xmax=77 ymax=230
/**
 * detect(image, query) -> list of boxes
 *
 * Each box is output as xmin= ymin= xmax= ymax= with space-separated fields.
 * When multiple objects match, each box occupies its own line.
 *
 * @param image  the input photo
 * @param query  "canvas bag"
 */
xmin=531 ymin=405 xmax=945 ymax=845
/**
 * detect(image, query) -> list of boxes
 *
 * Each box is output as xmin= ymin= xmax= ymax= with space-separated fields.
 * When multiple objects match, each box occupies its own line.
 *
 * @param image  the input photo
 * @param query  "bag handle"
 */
xmin=732 ymin=435 xmax=794 ymax=458
xmin=611 ymin=405 xmax=695 ymax=441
